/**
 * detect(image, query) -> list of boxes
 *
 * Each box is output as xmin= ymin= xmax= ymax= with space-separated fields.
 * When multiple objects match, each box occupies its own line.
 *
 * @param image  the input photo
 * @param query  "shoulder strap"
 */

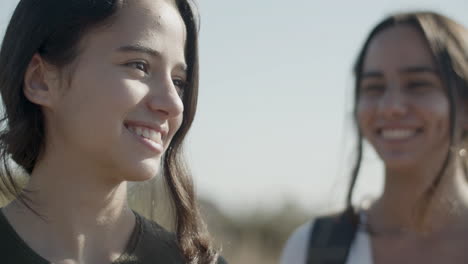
xmin=306 ymin=207 xmax=359 ymax=264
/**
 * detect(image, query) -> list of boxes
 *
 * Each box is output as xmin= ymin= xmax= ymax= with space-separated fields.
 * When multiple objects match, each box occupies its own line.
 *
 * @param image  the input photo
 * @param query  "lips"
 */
xmin=126 ymin=125 xmax=162 ymax=145
xmin=124 ymin=121 xmax=167 ymax=152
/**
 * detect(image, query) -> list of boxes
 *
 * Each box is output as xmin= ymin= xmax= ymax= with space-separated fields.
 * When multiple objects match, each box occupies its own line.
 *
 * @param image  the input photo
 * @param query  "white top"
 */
xmin=280 ymin=219 xmax=373 ymax=264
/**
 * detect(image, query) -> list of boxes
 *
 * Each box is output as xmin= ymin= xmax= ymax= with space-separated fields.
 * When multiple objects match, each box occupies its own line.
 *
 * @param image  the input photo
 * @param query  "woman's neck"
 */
xmin=2 ymin=149 xmax=136 ymax=263
xmin=368 ymin=160 xmax=468 ymax=237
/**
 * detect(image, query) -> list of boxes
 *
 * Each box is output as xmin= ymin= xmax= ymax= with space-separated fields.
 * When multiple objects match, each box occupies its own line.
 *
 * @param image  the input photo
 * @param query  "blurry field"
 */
xmin=1 ymin=178 xmax=313 ymax=264
xmin=200 ymin=200 xmax=311 ymax=264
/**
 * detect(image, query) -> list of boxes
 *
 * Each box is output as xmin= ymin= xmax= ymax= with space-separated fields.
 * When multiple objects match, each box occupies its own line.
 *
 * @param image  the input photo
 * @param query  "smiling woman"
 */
xmin=0 ymin=0 xmax=224 ymax=263
xmin=281 ymin=11 xmax=468 ymax=264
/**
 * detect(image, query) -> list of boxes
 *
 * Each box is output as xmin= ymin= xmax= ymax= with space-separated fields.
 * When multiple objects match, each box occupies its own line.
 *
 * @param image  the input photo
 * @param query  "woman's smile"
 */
xmin=124 ymin=121 xmax=167 ymax=154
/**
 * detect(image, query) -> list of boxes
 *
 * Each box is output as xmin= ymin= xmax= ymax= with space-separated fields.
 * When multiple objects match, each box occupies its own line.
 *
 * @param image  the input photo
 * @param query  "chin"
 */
xmin=382 ymin=157 xmax=419 ymax=171
xmin=121 ymin=160 xmax=162 ymax=182
xmin=127 ymin=172 xmax=159 ymax=182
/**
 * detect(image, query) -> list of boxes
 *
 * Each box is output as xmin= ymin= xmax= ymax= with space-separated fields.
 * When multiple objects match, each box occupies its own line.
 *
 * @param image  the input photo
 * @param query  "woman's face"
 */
xmin=357 ymin=25 xmax=450 ymax=170
xmin=45 ymin=0 xmax=187 ymax=182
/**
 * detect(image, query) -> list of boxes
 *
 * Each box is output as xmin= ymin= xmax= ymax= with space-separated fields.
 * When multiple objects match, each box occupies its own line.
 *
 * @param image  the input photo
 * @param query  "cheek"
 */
xmin=59 ymin=79 xmax=145 ymax=142
xmin=72 ymin=56 xmax=147 ymax=109
xmin=356 ymin=99 xmax=374 ymax=132
xmin=417 ymin=95 xmax=450 ymax=134
xmin=116 ymin=79 xmax=148 ymax=105
xmin=168 ymin=115 xmax=183 ymax=139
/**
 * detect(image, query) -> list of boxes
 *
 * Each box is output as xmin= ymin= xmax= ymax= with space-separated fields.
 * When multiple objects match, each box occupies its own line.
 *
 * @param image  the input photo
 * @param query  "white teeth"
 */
xmin=127 ymin=125 xmax=162 ymax=144
xmin=381 ymin=129 xmax=416 ymax=140
xmin=135 ymin=127 xmax=143 ymax=136
xmin=149 ymin=130 xmax=158 ymax=139
xmin=142 ymin=129 xmax=150 ymax=138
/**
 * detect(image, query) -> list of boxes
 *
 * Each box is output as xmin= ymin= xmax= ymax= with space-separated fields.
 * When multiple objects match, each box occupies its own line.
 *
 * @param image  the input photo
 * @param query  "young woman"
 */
xmin=0 ymin=0 xmax=224 ymax=263
xmin=281 ymin=11 xmax=468 ymax=264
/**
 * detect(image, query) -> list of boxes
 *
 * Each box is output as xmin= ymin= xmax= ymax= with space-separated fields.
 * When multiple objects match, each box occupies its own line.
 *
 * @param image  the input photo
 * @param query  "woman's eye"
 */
xmin=360 ymin=84 xmax=384 ymax=95
xmin=173 ymin=79 xmax=188 ymax=96
xmin=125 ymin=61 xmax=149 ymax=74
xmin=407 ymin=81 xmax=432 ymax=91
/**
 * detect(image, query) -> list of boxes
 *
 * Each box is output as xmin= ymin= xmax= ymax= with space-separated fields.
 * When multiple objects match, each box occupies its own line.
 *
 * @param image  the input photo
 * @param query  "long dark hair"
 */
xmin=347 ymin=11 xmax=468 ymax=215
xmin=0 ymin=0 xmax=218 ymax=263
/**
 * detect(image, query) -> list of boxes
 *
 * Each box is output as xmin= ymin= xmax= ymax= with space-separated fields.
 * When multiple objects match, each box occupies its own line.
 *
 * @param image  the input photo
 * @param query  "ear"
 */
xmin=23 ymin=54 xmax=56 ymax=108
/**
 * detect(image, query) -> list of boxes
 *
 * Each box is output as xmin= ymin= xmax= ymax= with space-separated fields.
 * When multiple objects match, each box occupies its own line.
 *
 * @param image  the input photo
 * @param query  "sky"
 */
xmin=1 ymin=0 xmax=468 ymax=215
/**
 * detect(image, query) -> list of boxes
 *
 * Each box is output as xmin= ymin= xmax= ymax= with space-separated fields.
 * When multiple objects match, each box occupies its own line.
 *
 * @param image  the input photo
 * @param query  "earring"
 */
xmin=459 ymin=148 xmax=467 ymax=157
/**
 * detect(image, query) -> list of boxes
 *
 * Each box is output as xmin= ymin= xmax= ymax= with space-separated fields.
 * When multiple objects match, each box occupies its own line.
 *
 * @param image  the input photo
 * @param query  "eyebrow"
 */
xmin=117 ymin=44 xmax=160 ymax=57
xmin=399 ymin=66 xmax=438 ymax=74
xmin=116 ymin=44 xmax=188 ymax=71
xmin=360 ymin=71 xmax=383 ymax=79
xmin=360 ymin=66 xmax=438 ymax=79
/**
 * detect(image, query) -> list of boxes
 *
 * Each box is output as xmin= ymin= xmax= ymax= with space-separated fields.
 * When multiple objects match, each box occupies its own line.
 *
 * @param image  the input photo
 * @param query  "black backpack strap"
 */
xmin=306 ymin=207 xmax=359 ymax=264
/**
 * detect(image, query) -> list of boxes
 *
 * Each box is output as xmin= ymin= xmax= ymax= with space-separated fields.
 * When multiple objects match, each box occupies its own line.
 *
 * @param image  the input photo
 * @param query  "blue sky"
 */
xmin=1 ymin=0 xmax=468 ymax=214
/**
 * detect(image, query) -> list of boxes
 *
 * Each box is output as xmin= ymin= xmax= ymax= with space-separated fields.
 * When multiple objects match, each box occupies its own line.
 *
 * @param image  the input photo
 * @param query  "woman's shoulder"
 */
xmin=137 ymin=213 xmax=184 ymax=255
xmin=137 ymin=213 xmax=176 ymax=241
xmin=114 ymin=212 xmax=185 ymax=264
xmin=131 ymin=213 xmax=228 ymax=264
xmin=280 ymin=208 xmax=360 ymax=264
xmin=280 ymin=219 xmax=315 ymax=264
xmin=280 ymin=207 xmax=361 ymax=264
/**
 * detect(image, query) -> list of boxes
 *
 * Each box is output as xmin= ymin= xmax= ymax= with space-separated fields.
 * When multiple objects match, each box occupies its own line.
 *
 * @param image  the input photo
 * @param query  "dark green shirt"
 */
xmin=0 ymin=209 xmax=226 ymax=264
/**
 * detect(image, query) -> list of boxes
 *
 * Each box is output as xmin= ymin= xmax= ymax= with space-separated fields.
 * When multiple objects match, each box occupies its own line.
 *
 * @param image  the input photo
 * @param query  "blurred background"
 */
xmin=1 ymin=0 xmax=468 ymax=263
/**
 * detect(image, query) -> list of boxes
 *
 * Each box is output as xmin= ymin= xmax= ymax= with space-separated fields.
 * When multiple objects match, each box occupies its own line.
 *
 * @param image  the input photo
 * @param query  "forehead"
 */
xmin=83 ymin=0 xmax=187 ymax=60
xmin=114 ymin=0 xmax=185 ymax=38
xmin=362 ymin=25 xmax=436 ymax=72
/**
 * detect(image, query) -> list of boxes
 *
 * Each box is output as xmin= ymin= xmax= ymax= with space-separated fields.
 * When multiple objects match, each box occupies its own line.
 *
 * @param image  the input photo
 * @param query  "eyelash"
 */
xmin=407 ymin=81 xmax=431 ymax=89
xmin=125 ymin=61 xmax=149 ymax=74
xmin=173 ymin=79 xmax=189 ymax=96
xmin=123 ymin=61 xmax=188 ymax=94
xmin=359 ymin=81 xmax=434 ymax=97
xmin=360 ymin=84 xmax=384 ymax=94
